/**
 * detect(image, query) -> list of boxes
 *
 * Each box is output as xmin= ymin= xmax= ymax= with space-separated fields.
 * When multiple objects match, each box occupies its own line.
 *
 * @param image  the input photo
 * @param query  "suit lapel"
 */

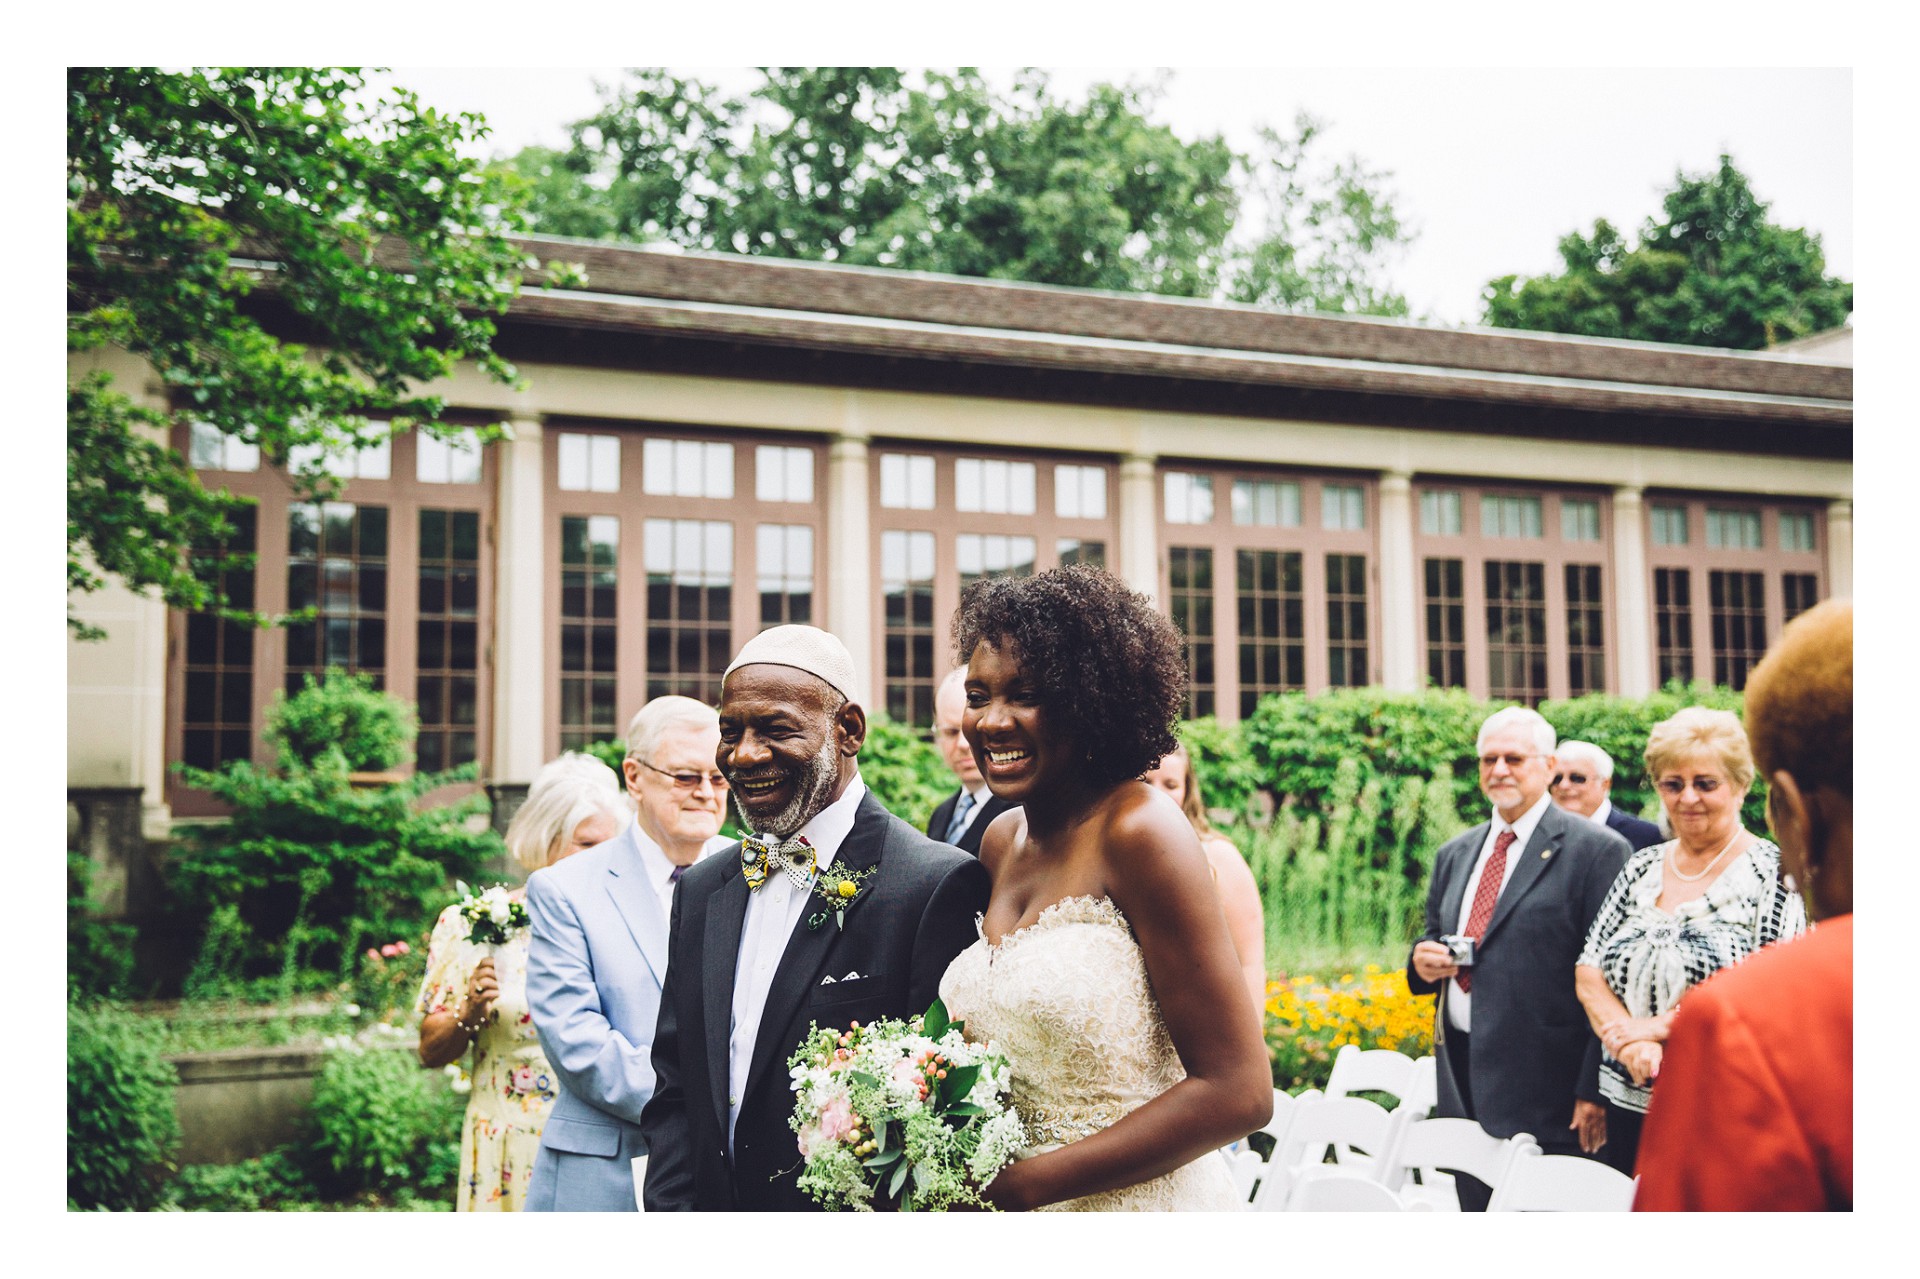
xmin=1481 ymin=810 xmax=1564 ymax=945
xmin=1439 ymin=824 xmax=1485 ymax=932
xmin=602 ymin=828 xmax=667 ymax=987
xmin=703 ymin=850 xmax=749 ymax=1134
xmin=741 ymin=795 xmax=889 ymax=1107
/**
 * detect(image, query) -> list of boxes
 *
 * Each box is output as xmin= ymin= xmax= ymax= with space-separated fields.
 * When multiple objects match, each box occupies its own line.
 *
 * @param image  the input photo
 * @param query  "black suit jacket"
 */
xmin=641 ymin=790 xmax=991 ymax=1210
xmin=925 ymin=788 xmax=1017 ymax=857
xmin=1604 ymin=804 xmax=1665 ymax=852
xmin=1407 ymin=803 xmax=1629 ymax=1148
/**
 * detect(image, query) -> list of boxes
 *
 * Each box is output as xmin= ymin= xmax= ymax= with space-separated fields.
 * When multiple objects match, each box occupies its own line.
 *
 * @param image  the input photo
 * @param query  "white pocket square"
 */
xmin=821 ymin=970 xmax=866 ymax=984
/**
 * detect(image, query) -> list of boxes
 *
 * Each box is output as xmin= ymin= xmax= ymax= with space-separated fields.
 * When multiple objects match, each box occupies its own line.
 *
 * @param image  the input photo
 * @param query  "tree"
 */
xmin=67 ymin=67 xmax=530 ymax=638
xmin=1480 ymin=155 xmax=1851 ymax=349
xmin=504 ymin=68 xmax=1409 ymax=309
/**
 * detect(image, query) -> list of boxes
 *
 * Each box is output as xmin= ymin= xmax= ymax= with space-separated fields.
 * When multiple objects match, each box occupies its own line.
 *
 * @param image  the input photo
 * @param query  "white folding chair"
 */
xmin=1488 ymin=1143 xmax=1638 ymax=1211
xmin=1289 ymin=1169 xmax=1434 ymax=1212
xmin=1401 ymin=1054 xmax=1438 ymax=1117
xmin=632 ymin=1154 xmax=649 ymax=1211
xmin=1253 ymin=1093 xmax=1396 ymax=1210
xmin=1375 ymin=1117 xmax=1532 ymax=1211
xmin=1323 ymin=1044 xmax=1421 ymax=1106
xmin=1228 ymin=1088 xmax=1301 ymax=1203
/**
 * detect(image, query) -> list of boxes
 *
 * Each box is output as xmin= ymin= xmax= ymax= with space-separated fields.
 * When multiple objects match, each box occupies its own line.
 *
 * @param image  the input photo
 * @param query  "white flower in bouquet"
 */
xmin=453 ymin=879 xmax=531 ymax=947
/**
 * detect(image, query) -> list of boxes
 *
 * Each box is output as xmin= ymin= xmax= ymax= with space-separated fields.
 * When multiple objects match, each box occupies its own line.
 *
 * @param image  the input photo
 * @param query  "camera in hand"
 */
xmin=1439 ymin=934 xmax=1476 ymax=967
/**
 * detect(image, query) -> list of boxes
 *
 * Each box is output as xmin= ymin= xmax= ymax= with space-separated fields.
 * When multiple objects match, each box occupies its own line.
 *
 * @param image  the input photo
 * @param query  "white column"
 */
xmin=1117 ymin=452 xmax=1159 ymax=603
xmin=1377 ymin=469 xmax=1418 ymax=691
xmin=1826 ymin=498 xmax=1853 ymax=599
xmin=826 ymin=433 xmax=873 ymax=709
xmin=491 ymin=415 xmax=547 ymax=786
xmin=1611 ymin=486 xmax=1653 ymax=697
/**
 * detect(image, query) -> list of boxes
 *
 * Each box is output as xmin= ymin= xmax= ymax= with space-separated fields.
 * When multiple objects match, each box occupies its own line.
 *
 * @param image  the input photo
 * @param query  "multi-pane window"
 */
xmin=756 ymin=524 xmax=814 ymax=628
xmin=1054 ymin=465 xmax=1107 ymax=520
xmin=1325 ymin=553 xmax=1369 ymax=688
xmin=417 ymin=509 xmax=480 ymax=772
xmin=1322 ymin=483 xmax=1366 ymax=531
xmin=1783 ymin=572 xmax=1821 ymax=623
xmin=1565 ymin=564 xmax=1606 ymax=696
xmin=956 ymin=534 xmax=1036 ymax=590
xmin=1651 ymin=503 xmax=1689 ymax=546
xmin=1485 ymin=560 xmax=1547 ymax=704
xmin=1654 ymin=567 xmax=1694 ymax=686
xmin=1232 ymin=479 xmax=1302 ymax=527
xmin=188 ymin=421 xmax=260 ymax=472
xmin=1164 ymin=472 xmax=1215 ymax=525
xmin=557 ymin=433 xmax=621 ymax=493
xmin=643 ymin=438 xmax=733 ymax=500
xmin=755 ymin=446 xmax=814 ymax=504
xmin=289 ymin=435 xmax=391 ymax=480
xmin=285 ymin=502 xmax=388 ymax=693
xmin=1779 ymin=511 xmax=1817 ymax=552
xmin=1709 ymin=570 xmax=1767 ymax=690
xmin=1423 ymin=558 xmax=1466 ymax=689
xmin=417 ymin=429 xmax=483 ymax=485
xmin=1419 ymin=490 xmax=1462 ymax=536
xmin=1562 ymin=499 xmax=1601 ymax=543
xmin=1168 ymin=547 xmax=1216 ymax=717
xmin=880 ymin=453 xmax=936 ymax=510
xmin=1705 ymin=508 xmax=1763 ymax=550
xmin=1056 ymin=538 xmax=1106 ymax=568
xmin=559 ymin=515 xmax=619 ymax=751
xmin=881 ymin=530 xmax=937 ymax=725
xmin=644 ymin=519 xmax=733 ymax=703
xmin=954 ymin=458 xmax=1036 ymax=515
xmin=1235 ymin=549 xmax=1304 ymax=717
xmin=180 ymin=506 xmax=258 ymax=769
xmin=1482 ymin=494 xmax=1543 ymax=539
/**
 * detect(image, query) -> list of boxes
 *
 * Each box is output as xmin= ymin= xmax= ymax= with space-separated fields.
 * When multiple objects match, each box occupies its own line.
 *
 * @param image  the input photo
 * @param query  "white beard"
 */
xmin=730 ymin=737 xmax=840 ymax=839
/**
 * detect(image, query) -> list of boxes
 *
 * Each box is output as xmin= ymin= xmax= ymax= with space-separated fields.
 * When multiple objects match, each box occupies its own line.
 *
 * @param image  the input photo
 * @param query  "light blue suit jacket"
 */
xmin=524 ymin=824 xmax=673 ymax=1211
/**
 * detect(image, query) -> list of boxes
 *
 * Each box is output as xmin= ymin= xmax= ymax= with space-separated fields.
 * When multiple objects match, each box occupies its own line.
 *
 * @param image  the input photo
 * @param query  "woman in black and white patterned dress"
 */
xmin=1573 ymin=707 xmax=1806 ymax=1176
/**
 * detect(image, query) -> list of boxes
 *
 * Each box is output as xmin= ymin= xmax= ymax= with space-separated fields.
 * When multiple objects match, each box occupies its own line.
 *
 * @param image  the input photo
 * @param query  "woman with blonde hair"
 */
xmin=415 ymin=752 xmax=629 ymax=1210
xmin=1573 ymin=707 xmax=1805 ymax=1175
xmin=1144 ymin=743 xmax=1267 ymax=1017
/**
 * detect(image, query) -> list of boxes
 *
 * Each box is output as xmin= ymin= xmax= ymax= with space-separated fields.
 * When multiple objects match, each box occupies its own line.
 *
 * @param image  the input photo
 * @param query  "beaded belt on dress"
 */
xmin=1019 ymin=1101 xmax=1134 ymax=1147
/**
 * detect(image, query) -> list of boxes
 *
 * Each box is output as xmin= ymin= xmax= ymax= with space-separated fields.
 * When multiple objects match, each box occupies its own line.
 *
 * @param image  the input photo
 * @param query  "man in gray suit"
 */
xmin=524 ymin=696 xmax=732 ymax=1210
xmin=1408 ymin=707 xmax=1629 ymax=1210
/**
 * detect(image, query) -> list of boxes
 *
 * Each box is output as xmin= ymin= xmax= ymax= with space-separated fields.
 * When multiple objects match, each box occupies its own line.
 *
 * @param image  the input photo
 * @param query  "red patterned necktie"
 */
xmin=1455 ymin=827 xmax=1516 ymax=994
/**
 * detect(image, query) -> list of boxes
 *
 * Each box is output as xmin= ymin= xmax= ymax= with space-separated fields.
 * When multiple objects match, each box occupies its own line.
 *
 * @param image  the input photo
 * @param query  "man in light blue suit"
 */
xmin=524 ymin=696 xmax=733 ymax=1211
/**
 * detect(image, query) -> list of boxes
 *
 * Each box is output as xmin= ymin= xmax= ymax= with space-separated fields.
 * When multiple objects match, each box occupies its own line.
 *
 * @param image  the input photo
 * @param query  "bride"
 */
xmin=939 ymin=565 xmax=1273 ymax=1210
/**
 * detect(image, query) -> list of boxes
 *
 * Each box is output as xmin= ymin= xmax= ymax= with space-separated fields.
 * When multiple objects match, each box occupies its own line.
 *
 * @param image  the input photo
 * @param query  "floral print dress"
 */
xmin=416 ymin=901 xmax=559 ymax=1211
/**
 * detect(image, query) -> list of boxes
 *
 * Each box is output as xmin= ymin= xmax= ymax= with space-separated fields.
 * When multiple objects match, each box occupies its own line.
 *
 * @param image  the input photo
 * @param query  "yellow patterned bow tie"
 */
xmin=741 ymin=834 xmax=815 ymax=890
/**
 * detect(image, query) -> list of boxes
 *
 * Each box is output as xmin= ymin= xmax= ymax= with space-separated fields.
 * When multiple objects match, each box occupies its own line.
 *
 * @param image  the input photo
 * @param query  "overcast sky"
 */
xmin=387 ymin=65 xmax=1852 ymax=329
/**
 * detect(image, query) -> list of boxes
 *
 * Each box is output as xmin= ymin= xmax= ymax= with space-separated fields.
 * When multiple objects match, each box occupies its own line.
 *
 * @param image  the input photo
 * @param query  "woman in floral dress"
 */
xmin=415 ymin=753 xmax=629 ymax=1211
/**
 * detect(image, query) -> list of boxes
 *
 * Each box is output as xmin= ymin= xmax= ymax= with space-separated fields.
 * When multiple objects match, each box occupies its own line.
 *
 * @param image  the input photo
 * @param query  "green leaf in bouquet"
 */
xmin=944 ymin=1101 xmax=986 ymax=1118
xmin=938 ymin=1063 xmax=981 ymax=1104
xmin=920 ymin=997 xmax=951 ymax=1040
xmin=889 ymin=1157 xmax=912 ymax=1199
xmin=863 ymin=1148 xmax=900 ymax=1171
xmin=873 ymin=1118 xmax=891 ymax=1155
xmin=847 ymin=1070 xmax=881 ymax=1092
xmin=912 ymin=1162 xmax=934 ymax=1197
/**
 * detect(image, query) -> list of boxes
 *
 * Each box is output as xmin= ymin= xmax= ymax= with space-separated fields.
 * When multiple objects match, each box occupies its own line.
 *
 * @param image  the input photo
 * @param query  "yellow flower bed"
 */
xmin=1263 ymin=965 xmax=1435 ymax=1092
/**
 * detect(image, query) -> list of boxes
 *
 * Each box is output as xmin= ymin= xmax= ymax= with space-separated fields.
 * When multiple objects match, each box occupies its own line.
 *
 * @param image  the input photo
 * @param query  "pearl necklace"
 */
xmin=1666 ymin=826 xmax=1744 ymax=883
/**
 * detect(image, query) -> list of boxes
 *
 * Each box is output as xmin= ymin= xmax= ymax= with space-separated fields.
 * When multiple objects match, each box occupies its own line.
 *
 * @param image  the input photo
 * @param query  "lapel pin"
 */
xmin=1541 ymin=849 xmax=1554 ymax=859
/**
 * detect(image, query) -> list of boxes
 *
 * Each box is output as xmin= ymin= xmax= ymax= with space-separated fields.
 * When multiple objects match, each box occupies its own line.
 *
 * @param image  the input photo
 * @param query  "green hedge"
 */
xmin=68 ymin=1001 xmax=180 ymax=1210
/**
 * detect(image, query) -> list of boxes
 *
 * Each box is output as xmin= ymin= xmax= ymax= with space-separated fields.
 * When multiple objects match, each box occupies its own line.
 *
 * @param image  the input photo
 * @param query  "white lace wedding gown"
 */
xmin=938 ymin=895 xmax=1244 ymax=1211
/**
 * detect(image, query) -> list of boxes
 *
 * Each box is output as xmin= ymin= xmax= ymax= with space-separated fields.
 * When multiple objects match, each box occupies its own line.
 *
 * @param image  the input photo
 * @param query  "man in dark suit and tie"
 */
xmin=1408 ymin=708 xmax=1629 ymax=1210
xmin=640 ymin=625 xmax=991 ymax=1211
xmin=1549 ymin=740 xmax=1664 ymax=851
xmin=925 ymin=667 xmax=1015 ymax=856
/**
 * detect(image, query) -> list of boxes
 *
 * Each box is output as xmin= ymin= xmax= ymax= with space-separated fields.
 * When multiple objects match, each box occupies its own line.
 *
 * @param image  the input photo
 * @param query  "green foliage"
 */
xmin=67 ymin=67 xmax=529 ymax=637
xmin=68 ymin=853 xmax=139 ymax=1001
xmin=1175 ymin=715 xmax=1262 ymax=828
xmin=67 ymin=1001 xmax=181 ymax=1210
xmin=505 ymin=68 xmax=1409 ymax=314
xmin=168 ymin=1148 xmax=314 ymax=1211
xmin=171 ymin=671 xmax=500 ymax=982
xmin=1481 ymin=155 xmax=1851 ymax=349
xmin=265 ymin=670 xmax=413 ymax=773
xmin=859 ymin=716 xmax=955 ymax=834
xmin=1541 ymin=681 xmax=1762 ymax=831
xmin=302 ymin=1046 xmax=464 ymax=1198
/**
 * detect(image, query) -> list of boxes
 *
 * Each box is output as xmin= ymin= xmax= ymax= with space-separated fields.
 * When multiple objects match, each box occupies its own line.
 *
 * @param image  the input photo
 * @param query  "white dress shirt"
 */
xmin=1590 ymin=797 xmax=1614 ymax=827
xmin=948 ymin=781 xmax=991 ymax=840
xmin=1447 ymin=791 xmax=1552 ymax=1033
xmin=629 ymin=825 xmax=733 ymax=937
xmin=727 ymin=774 xmax=866 ymax=1151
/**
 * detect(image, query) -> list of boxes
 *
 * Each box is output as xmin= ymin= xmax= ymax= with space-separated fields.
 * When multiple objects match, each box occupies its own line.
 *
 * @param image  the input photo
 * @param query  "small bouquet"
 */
xmin=454 ymin=881 xmax=529 ymax=947
xmin=786 ymin=998 xmax=1026 ymax=1211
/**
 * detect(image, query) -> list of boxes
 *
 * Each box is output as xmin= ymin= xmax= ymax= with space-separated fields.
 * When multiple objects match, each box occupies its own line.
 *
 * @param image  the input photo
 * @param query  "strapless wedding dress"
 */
xmin=938 ymin=895 xmax=1244 ymax=1211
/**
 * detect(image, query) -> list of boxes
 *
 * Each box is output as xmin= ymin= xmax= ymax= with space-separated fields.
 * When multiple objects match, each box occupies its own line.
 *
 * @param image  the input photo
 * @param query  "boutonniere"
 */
xmin=807 ymin=862 xmax=877 ymax=931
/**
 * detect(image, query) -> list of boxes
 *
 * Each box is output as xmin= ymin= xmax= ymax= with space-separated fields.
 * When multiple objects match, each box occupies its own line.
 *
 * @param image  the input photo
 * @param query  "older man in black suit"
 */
xmin=925 ymin=666 xmax=1015 ymax=856
xmin=1550 ymin=739 xmax=1664 ymax=851
xmin=640 ymin=626 xmax=990 ymax=1211
xmin=1408 ymin=708 xmax=1629 ymax=1210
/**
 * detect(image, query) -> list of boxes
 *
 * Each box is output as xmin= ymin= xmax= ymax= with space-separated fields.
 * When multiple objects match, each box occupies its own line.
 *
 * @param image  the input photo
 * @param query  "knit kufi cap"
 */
xmin=722 ymin=624 xmax=856 ymax=703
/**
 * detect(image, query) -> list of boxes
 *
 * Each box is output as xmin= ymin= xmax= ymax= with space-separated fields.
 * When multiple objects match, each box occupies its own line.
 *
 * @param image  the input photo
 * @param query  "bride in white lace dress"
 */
xmin=937 ymin=566 xmax=1272 ymax=1211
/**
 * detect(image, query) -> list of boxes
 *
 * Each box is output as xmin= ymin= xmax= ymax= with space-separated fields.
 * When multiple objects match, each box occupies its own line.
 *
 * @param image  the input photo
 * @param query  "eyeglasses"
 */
xmin=1551 ymin=772 xmax=1593 ymax=787
xmin=637 ymin=760 xmax=729 ymax=791
xmin=1656 ymin=776 xmax=1724 ymax=796
xmin=1478 ymin=753 xmax=1544 ymax=771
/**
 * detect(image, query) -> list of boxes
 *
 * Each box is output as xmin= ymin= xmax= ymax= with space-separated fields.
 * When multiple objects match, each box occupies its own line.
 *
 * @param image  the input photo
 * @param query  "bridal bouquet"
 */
xmin=786 ymin=998 xmax=1026 ymax=1211
xmin=453 ymin=881 xmax=529 ymax=947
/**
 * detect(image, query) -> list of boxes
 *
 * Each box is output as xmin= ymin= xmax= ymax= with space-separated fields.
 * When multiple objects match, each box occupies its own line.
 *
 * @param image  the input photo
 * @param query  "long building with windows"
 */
xmin=67 ymin=236 xmax=1852 ymax=841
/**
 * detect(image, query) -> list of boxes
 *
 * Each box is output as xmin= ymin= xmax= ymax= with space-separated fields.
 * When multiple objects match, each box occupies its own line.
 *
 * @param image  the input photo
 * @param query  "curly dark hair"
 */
xmin=952 ymin=564 xmax=1187 ymax=787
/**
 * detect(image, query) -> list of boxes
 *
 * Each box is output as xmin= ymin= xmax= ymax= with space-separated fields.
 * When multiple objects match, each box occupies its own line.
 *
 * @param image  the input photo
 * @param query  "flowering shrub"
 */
xmin=350 ymin=939 xmax=417 ymax=1024
xmin=1263 ymin=965 xmax=1433 ymax=1093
